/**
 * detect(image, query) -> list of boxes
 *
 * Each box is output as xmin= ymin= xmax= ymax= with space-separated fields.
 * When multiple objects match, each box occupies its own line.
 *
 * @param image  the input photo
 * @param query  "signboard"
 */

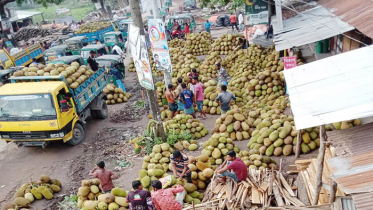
xmin=245 ymin=0 xmax=269 ymax=25
xmin=1 ymin=17 xmax=12 ymax=31
xmin=283 ymin=56 xmax=297 ymax=70
xmin=148 ymin=19 xmax=172 ymax=72
xmin=129 ymin=24 xmax=154 ymax=90
xmin=5 ymin=41 xmax=13 ymax=48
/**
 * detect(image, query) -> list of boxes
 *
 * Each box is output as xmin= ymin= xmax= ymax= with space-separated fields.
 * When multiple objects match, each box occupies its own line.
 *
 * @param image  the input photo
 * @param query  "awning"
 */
xmin=10 ymin=10 xmax=43 ymax=22
xmin=283 ymin=46 xmax=373 ymax=130
xmin=272 ymin=5 xmax=354 ymax=51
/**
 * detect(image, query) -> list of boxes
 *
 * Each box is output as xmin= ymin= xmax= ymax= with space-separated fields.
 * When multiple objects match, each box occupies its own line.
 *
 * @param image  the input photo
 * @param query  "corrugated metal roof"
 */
xmin=319 ymin=0 xmax=373 ymax=39
xmin=351 ymin=193 xmax=373 ymax=210
xmin=341 ymin=197 xmax=357 ymax=210
xmin=272 ymin=5 xmax=354 ymax=51
xmin=327 ymin=123 xmax=373 ymax=158
xmin=283 ymin=46 xmax=373 ymax=130
xmin=328 ymin=151 xmax=373 ymax=194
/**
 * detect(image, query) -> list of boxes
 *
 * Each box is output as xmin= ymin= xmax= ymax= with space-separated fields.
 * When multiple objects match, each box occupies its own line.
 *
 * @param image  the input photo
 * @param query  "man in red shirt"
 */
xmin=216 ymin=151 xmax=247 ymax=183
xmin=89 ymin=161 xmax=118 ymax=193
xmin=230 ymin=13 xmax=239 ymax=31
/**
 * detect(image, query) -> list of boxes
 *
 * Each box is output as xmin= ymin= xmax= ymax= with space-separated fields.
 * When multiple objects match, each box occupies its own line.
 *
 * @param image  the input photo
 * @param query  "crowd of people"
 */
xmin=90 ymin=149 xmax=248 ymax=210
xmin=205 ymin=11 xmax=245 ymax=33
xmin=162 ymin=63 xmax=235 ymax=120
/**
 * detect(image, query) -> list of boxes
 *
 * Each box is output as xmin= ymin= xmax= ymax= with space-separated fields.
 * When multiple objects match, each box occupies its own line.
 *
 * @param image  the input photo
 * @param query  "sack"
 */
xmin=159 ymin=175 xmax=173 ymax=189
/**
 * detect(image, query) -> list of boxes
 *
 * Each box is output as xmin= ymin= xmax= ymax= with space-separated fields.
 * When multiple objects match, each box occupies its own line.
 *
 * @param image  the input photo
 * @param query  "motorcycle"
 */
xmin=171 ymin=29 xmax=185 ymax=40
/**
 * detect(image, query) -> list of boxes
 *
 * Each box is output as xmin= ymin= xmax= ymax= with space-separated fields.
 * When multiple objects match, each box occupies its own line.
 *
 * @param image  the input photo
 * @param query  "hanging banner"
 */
xmin=148 ymin=19 xmax=172 ymax=72
xmin=129 ymin=24 xmax=154 ymax=90
xmin=245 ymin=0 xmax=269 ymax=25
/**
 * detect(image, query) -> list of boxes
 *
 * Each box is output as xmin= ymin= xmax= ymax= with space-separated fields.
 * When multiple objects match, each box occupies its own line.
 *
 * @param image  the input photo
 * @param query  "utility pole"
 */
xmin=151 ymin=0 xmax=172 ymax=89
xmin=129 ymin=0 xmax=166 ymax=140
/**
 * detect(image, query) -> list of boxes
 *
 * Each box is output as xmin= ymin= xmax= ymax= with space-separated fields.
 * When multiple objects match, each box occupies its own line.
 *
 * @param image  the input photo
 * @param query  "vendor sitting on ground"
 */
xmin=170 ymin=151 xmax=193 ymax=183
xmin=216 ymin=151 xmax=247 ymax=183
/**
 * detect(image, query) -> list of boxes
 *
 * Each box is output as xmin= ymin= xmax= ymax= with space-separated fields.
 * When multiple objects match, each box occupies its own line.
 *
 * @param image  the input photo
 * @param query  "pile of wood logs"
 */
xmin=14 ymin=26 xmax=59 ymax=42
xmin=183 ymin=169 xmax=306 ymax=210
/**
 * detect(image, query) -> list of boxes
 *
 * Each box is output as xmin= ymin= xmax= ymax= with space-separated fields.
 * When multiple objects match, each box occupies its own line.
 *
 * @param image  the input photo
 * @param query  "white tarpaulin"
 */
xmin=284 ymin=46 xmax=373 ymax=129
xmin=141 ymin=0 xmax=162 ymax=12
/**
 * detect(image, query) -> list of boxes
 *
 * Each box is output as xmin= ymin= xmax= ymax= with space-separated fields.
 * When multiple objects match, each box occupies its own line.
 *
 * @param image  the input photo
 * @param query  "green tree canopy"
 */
xmin=0 ymin=0 xmax=64 ymax=17
xmin=200 ymin=0 xmax=245 ymax=9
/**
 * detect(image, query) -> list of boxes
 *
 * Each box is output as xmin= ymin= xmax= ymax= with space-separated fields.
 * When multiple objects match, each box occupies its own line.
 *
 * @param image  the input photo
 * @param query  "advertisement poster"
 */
xmin=148 ymin=19 xmax=172 ymax=72
xmin=129 ymin=24 xmax=154 ymax=90
xmin=245 ymin=0 xmax=269 ymax=25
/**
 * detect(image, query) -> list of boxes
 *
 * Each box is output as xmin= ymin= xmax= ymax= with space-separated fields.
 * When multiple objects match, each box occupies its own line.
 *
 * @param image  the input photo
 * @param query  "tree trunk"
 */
xmin=129 ymin=0 xmax=166 ymax=140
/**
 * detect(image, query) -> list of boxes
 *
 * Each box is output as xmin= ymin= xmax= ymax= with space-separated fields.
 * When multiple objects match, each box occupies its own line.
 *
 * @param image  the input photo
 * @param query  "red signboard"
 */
xmin=283 ymin=56 xmax=297 ymax=70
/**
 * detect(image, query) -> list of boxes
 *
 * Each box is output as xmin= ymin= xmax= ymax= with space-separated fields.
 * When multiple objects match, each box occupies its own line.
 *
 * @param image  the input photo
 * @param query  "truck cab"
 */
xmin=49 ymin=55 xmax=85 ymax=66
xmin=65 ymin=36 xmax=88 ymax=55
xmin=80 ymin=44 xmax=109 ymax=64
xmin=0 ymin=43 xmax=43 ymax=69
xmin=0 ymin=67 xmax=108 ymax=147
xmin=43 ymin=45 xmax=70 ymax=64
xmin=104 ymin=32 xmax=125 ymax=52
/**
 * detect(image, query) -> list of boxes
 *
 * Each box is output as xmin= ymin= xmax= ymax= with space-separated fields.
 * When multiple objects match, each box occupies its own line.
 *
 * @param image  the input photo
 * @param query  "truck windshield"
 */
xmin=0 ymin=53 xmax=9 ymax=66
xmin=81 ymin=50 xmax=90 ymax=59
xmin=105 ymin=36 xmax=117 ymax=43
xmin=0 ymin=94 xmax=57 ymax=121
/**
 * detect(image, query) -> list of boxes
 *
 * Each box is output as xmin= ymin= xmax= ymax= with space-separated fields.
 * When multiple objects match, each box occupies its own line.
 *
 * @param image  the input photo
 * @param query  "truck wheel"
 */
xmin=95 ymin=101 xmax=108 ymax=119
xmin=67 ymin=123 xmax=85 ymax=146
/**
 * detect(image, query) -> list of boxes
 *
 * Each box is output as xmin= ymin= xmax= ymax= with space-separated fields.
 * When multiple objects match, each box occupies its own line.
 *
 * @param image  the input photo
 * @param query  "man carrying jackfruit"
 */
xmin=170 ymin=151 xmax=193 ymax=183
xmin=216 ymin=151 xmax=247 ymax=184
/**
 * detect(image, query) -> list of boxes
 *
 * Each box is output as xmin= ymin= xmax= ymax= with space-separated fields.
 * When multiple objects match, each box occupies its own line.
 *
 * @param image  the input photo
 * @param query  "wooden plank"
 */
xmin=283 ymin=189 xmax=305 ymax=207
xmin=251 ymin=183 xmax=261 ymax=204
xmin=212 ymin=183 xmax=223 ymax=194
xmin=273 ymin=184 xmax=285 ymax=206
xmin=280 ymin=173 xmax=296 ymax=197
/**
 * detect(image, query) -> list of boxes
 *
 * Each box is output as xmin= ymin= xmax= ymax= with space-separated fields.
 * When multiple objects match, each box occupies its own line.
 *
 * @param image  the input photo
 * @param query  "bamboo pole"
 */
xmin=312 ymin=125 xmax=326 ymax=205
xmin=295 ymin=130 xmax=302 ymax=158
xmin=329 ymin=181 xmax=337 ymax=203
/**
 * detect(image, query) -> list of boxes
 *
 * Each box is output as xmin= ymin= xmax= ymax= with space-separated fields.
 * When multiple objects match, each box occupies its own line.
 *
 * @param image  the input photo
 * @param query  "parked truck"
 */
xmin=0 ymin=43 xmax=43 ymax=69
xmin=0 ymin=66 xmax=109 ymax=147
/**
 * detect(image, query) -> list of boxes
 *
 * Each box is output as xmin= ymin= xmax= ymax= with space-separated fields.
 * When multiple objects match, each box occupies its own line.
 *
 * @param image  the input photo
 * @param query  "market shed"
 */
xmin=283 ymin=46 xmax=373 ymax=130
xmin=272 ymin=4 xmax=354 ymax=51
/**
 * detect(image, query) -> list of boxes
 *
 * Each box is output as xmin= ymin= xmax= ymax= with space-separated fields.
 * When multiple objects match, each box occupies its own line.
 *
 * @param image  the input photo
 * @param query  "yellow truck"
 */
xmin=0 ymin=66 xmax=108 ymax=147
xmin=0 ymin=43 xmax=43 ymax=69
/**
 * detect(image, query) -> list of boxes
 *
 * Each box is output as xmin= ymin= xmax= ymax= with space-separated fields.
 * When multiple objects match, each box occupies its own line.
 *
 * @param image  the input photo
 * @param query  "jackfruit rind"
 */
xmin=78 ymin=186 xmax=90 ymax=197
xmin=31 ymin=187 xmax=42 ymax=200
xmin=40 ymin=175 xmax=51 ymax=183
xmin=184 ymin=183 xmax=197 ymax=193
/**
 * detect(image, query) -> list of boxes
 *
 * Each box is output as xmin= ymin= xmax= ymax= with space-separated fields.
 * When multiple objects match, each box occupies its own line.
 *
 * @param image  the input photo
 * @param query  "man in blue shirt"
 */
xmin=179 ymin=83 xmax=196 ymax=118
xmin=205 ymin=20 xmax=211 ymax=33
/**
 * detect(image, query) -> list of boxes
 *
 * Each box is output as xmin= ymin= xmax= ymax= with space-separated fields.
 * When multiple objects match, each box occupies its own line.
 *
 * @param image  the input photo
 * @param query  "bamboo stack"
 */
xmin=183 ymin=169 xmax=305 ymax=210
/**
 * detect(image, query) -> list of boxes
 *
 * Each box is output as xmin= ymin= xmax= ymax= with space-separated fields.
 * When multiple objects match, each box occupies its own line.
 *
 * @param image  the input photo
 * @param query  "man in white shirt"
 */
xmin=238 ymin=12 xmax=244 ymax=31
xmin=113 ymin=13 xmax=118 ymax=21
xmin=71 ymin=21 xmax=77 ymax=31
xmin=112 ymin=44 xmax=123 ymax=55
